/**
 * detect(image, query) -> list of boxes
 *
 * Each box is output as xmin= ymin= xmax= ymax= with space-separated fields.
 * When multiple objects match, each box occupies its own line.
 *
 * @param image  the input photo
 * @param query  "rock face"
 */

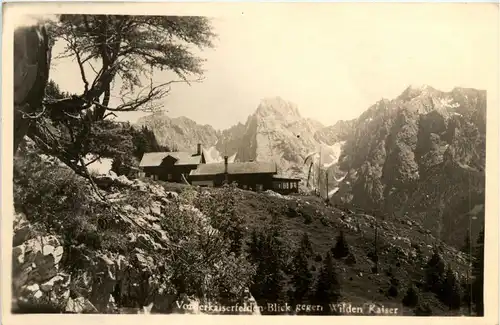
xmin=215 ymin=97 xmax=347 ymax=185
xmin=12 ymin=213 xmax=74 ymax=313
xmin=332 ymin=85 xmax=486 ymax=248
xmin=136 ymin=112 xmax=220 ymax=152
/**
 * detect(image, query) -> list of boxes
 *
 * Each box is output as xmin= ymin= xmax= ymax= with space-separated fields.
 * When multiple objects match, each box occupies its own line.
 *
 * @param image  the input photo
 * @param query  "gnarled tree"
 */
xmin=14 ymin=15 xmax=216 ymax=179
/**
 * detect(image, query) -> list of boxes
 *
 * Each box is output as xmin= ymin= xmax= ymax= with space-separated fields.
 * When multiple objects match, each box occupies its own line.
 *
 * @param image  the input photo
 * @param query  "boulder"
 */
xmin=133 ymin=248 xmax=156 ymax=272
xmin=39 ymin=273 xmax=69 ymax=292
xmin=13 ymin=212 xmax=34 ymax=246
xmin=89 ymin=253 xmax=117 ymax=311
xmin=149 ymin=185 xmax=167 ymax=197
xmin=117 ymin=175 xmax=133 ymax=186
xmin=136 ymin=233 xmax=164 ymax=251
xmin=66 ymin=297 xmax=98 ymax=313
xmin=143 ymin=214 xmax=160 ymax=223
xmin=13 ymin=235 xmax=64 ymax=285
xmin=165 ymin=191 xmax=179 ymax=199
xmin=149 ymin=201 xmax=162 ymax=216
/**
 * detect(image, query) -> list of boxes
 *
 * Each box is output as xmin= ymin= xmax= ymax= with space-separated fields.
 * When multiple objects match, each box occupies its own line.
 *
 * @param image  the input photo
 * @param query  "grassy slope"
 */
xmin=158 ymin=181 xmax=470 ymax=316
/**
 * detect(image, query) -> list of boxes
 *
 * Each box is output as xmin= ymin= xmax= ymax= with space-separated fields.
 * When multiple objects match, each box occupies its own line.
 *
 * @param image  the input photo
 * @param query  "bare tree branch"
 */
xmin=90 ymin=78 xmax=200 ymax=113
xmin=19 ymin=104 xmax=47 ymax=120
xmin=103 ymin=112 xmax=117 ymax=119
xmin=84 ymin=155 xmax=102 ymax=166
xmin=63 ymin=30 xmax=90 ymax=94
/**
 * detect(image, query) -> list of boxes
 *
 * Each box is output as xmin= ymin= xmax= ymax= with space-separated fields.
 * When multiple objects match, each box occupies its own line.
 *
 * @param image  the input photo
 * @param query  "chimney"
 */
xmin=197 ymin=143 xmax=202 ymax=155
xmin=224 ymin=156 xmax=229 ymax=183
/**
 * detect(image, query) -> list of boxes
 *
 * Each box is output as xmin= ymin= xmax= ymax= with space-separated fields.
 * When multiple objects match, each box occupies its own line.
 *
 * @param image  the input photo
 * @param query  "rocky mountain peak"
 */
xmin=254 ymin=96 xmax=302 ymax=120
xmin=398 ymin=84 xmax=439 ymax=101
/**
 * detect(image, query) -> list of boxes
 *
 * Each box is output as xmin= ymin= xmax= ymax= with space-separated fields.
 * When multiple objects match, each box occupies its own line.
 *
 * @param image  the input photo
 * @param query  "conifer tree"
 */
xmin=248 ymin=229 xmax=261 ymax=261
xmin=290 ymin=244 xmax=313 ymax=310
xmin=461 ymin=232 xmax=472 ymax=255
xmin=443 ymin=265 xmax=462 ymax=310
xmin=299 ymin=232 xmax=314 ymax=259
xmin=332 ymin=231 xmax=350 ymax=259
xmin=313 ymin=252 xmax=341 ymax=314
xmin=247 ymin=222 xmax=288 ymax=313
xmin=460 ymin=278 xmax=470 ymax=312
xmin=471 ymin=229 xmax=484 ymax=315
xmin=402 ymin=285 xmax=419 ymax=307
xmin=425 ymin=248 xmax=446 ymax=296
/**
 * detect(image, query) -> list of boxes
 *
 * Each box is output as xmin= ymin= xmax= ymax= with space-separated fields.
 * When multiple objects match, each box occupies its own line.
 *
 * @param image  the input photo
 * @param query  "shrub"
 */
xmin=13 ymin=150 xmax=127 ymax=254
xmin=286 ymin=206 xmax=299 ymax=218
xmin=345 ymin=253 xmax=357 ymax=265
xmin=402 ymin=285 xmax=419 ymax=307
xmin=414 ymin=302 xmax=432 ymax=316
xmin=195 ymin=184 xmax=245 ymax=255
xmin=332 ymin=231 xmax=350 ymax=259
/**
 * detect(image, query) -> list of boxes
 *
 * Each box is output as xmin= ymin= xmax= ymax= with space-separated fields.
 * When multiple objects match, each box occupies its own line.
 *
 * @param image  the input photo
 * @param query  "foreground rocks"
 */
xmin=11 ymin=173 xmax=259 ymax=314
xmin=11 ymin=222 xmax=77 ymax=312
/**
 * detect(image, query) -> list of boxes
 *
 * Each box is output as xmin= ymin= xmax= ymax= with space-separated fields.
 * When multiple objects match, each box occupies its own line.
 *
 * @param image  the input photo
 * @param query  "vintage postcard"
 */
xmin=2 ymin=2 xmax=499 ymax=325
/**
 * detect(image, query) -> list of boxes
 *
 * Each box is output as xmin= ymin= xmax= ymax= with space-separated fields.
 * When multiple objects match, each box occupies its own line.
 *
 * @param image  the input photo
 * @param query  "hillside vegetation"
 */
xmin=13 ymin=136 xmax=484 ymax=315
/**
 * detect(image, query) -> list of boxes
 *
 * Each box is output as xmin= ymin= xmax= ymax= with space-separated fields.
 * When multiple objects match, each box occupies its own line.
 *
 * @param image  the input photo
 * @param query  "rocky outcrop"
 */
xmin=332 ymin=86 xmax=486 ymax=248
xmin=136 ymin=112 xmax=220 ymax=152
xmin=12 ymin=171 xmax=259 ymax=314
xmin=12 ymin=219 xmax=73 ymax=313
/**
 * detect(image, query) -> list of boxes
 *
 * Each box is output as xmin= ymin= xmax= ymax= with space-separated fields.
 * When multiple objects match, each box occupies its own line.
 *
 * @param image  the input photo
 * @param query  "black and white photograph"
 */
xmin=3 ymin=2 xmax=498 ymax=320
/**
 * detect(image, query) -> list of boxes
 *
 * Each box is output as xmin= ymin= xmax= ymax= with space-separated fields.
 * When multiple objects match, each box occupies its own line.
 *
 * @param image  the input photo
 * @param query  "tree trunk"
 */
xmin=13 ymin=25 xmax=51 ymax=152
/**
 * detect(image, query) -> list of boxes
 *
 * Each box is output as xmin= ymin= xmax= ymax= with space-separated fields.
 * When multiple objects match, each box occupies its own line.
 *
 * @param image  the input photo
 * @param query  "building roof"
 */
xmin=189 ymin=161 xmax=277 ymax=177
xmin=139 ymin=152 xmax=202 ymax=167
xmin=272 ymin=175 xmax=302 ymax=182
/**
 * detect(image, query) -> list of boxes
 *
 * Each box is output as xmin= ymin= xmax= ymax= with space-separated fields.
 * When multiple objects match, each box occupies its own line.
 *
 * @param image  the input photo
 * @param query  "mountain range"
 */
xmin=137 ymin=97 xmax=350 ymax=192
xmin=136 ymin=85 xmax=486 ymax=248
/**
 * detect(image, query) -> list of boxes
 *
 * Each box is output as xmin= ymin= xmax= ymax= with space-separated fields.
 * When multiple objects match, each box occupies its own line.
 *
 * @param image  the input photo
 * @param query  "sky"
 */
xmin=47 ymin=3 xmax=499 ymax=130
